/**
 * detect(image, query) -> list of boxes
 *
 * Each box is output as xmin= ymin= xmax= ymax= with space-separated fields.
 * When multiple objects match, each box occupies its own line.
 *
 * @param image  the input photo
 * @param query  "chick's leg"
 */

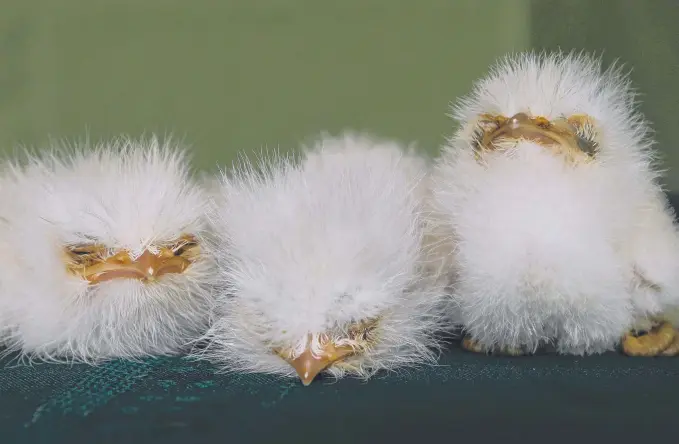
xmin=622 ymin=321 xmax=676 ymax=356
xmin=461 ymin=336 xmax=525 ymax=356
xmin=623 ymin=193 xmax=679 ymax=357
xmin=660 ymin=308 xmax=679 ymax=356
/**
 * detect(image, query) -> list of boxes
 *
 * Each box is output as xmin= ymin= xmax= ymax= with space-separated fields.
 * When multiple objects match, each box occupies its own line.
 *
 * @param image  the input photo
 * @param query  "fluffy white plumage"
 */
xmin=431 ymin=51 xmax=679 ymax=355
xmin=0 ymin=136 xmax=215 ymax=362
xmin=198 ymin=132 xmax=447 ymax=382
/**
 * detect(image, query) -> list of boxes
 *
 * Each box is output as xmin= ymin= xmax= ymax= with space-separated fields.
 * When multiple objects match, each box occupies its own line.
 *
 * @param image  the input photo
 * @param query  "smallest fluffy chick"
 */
xmin=0 ymin=137 xmax=215 ymax=362
xmin=198 ymin=133 xmax=447 ymax=385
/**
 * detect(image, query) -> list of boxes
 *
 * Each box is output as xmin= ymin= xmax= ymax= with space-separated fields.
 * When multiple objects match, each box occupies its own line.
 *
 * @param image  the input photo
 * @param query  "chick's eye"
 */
xmin=575 ymin=135 xmax=598 ymax=157
xmin=570 ymin=115 xmax=599 ymax=157
xmin=70 ymin=249 xmax=92 ymax=256
xmin=476 ymin=114 xmax=506 ymax=134
xmin=171 ymin=235 xmax=200 ymax=257
xmin=66 ymin=245 xmax=102 ymax=255
xmin=471 ymin=113 xmax=507 ymax=151
xmin=555 ymin=114 xmax=599 ymax=157
xmin=64 ymin=244 xmax=106 ymax=266
xmin=347 ymin=317 xmax=380 ymax=342
xmin=173 ymin=242 xmax=197 ymax=256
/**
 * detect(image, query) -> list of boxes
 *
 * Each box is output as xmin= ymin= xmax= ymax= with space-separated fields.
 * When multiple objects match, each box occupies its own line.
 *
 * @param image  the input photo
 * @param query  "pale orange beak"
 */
xmin=281 ymin=342 xmax=355 ymax=386
xmin=484 ymin=112 xmax=566 ymax=147
xmin=65 ymin=242 xmax=197 ymax=285
xmin=84 ymin=250 xmax=191 ymax=284
xmin=480 ymin=112 xmax=594 ymax=162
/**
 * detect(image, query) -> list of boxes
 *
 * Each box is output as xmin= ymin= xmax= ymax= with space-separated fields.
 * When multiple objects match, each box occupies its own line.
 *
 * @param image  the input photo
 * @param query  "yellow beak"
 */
xmin=480 ymin=112 xmax=592 ymax=162
xmin=74 ymin=249 xmax=192 ymax=284
xmin=282 ymin=342 xmax=355 ymax=386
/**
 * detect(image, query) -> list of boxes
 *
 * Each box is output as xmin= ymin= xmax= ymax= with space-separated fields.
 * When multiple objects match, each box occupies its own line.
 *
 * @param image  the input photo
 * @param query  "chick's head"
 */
xmin=453 ymin=51 xmax=652 ymax=169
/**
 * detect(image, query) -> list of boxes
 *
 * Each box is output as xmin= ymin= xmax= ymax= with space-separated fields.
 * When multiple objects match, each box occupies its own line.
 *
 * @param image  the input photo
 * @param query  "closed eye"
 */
xmin=172 ymin=236 xmax=199 ymax=257
xmin=70 ymin=249 xmax=92 ymax=256
xmin=63 ymin=244 xmax=107 ymax=267
xmin=174 ymin=242 xmax=196 ymax=256
xmin=568 ymin=115 xmax=600 ymax=157
xmin=346 ymin=317 xmax=380 ymax=343
xmin=575 ymin=134 xmax=599 ymax=157
xmin=471 ymin=114 xmax=507 ymax=152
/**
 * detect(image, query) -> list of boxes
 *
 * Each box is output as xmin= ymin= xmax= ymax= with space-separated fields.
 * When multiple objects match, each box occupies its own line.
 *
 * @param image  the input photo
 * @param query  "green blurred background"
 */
xmin=0 ymin=0 xmax=677 ymax=187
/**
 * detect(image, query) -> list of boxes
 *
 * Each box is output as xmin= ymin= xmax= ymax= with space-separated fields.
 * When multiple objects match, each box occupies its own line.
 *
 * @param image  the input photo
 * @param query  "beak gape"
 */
xmin=65 ymin=237 xmax=198 ymax=284
xmin=84 ymin=250 xmax=191 ymax=284
xmin=477 ymin=112 xmax=596 ymax=163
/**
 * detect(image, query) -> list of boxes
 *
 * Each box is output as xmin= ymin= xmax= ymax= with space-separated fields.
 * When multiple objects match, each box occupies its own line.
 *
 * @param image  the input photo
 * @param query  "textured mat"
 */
xmin=3 ymin=343 xmax=679 ymax=444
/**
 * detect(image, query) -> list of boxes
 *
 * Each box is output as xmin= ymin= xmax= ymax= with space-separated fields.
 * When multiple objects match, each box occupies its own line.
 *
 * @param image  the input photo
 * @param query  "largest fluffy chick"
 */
xmin=199 ymin=133 xmax=447 ymax=385
xmin=431 ymin=52 xmax=679 ymax=356
xmin=0 ymin=137 xmax=214 ymax=362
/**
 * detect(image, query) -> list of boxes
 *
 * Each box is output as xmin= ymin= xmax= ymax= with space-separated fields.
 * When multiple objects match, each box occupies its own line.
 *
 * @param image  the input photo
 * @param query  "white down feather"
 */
xmin=199 ymin=132 xmax=448 ymax=379
xmin=431 ymin=51 xmax=679 ymax=354
xmin=0 ymin=136 xmax=215 ymax=362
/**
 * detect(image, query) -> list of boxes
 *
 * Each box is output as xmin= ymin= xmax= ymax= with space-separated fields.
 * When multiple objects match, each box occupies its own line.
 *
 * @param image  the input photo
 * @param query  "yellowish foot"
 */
xmin=661 ymin=333 xmax=679 ymax=356
xmin=622 ymin=321 xmax=676 ymax=356
xmin=461 ymin=336 xmax=525 ymax=356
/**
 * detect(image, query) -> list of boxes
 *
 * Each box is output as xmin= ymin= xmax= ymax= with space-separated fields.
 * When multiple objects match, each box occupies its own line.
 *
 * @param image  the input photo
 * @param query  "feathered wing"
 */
xmin=196 ymin=132 xmax=448 ymax=380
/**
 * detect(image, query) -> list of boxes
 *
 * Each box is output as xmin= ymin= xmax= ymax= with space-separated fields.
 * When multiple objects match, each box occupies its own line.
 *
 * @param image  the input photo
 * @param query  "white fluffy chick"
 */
xmin=0 ymin=136 xmax=214 ymax=362
xmin=431 ymin=51 xmax=679 ymax=356
xmin=198 ymin=133 xmax=447 ymax=385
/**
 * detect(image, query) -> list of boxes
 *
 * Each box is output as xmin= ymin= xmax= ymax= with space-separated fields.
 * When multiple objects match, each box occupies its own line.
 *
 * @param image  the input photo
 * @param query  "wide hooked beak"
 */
xmin=281 ymin=342 xmax=356 ymax=386
xmin=480 ymin=112 xmax=592 ymax=162
xmin=74 ymin=249 xmax=192 ymax=285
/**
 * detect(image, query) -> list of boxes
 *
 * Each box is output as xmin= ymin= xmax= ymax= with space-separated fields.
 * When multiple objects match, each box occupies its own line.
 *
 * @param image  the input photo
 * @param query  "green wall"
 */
xmin=0 ymin=0 xmax=529 ymax=173
xmin=1 ymin=0 xmax=677 ymax=188
xmin=531 ymin=0 xmax=679 ymax=190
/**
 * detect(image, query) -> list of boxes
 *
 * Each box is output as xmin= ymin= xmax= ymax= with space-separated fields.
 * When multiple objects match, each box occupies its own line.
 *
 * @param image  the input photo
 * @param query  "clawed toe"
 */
xmin=461 ymin=336 xmax=525 ymax=356
xmin=660 ymin=335 xmax=679 ymax=356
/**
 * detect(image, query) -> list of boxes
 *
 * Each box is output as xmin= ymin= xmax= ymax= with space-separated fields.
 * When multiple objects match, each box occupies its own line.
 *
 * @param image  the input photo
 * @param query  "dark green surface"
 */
xmin=3 ymin=345 xmax=679 ymax=443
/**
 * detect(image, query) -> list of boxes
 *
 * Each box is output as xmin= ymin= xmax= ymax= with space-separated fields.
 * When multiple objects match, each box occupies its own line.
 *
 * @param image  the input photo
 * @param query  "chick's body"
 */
xmin=0 ymin=137 xmax=214 ymax=362
xmin=200 ymin=133 xmax=447 ymax=384
xmin=432 ymin=52 xmax=679 ymax=355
